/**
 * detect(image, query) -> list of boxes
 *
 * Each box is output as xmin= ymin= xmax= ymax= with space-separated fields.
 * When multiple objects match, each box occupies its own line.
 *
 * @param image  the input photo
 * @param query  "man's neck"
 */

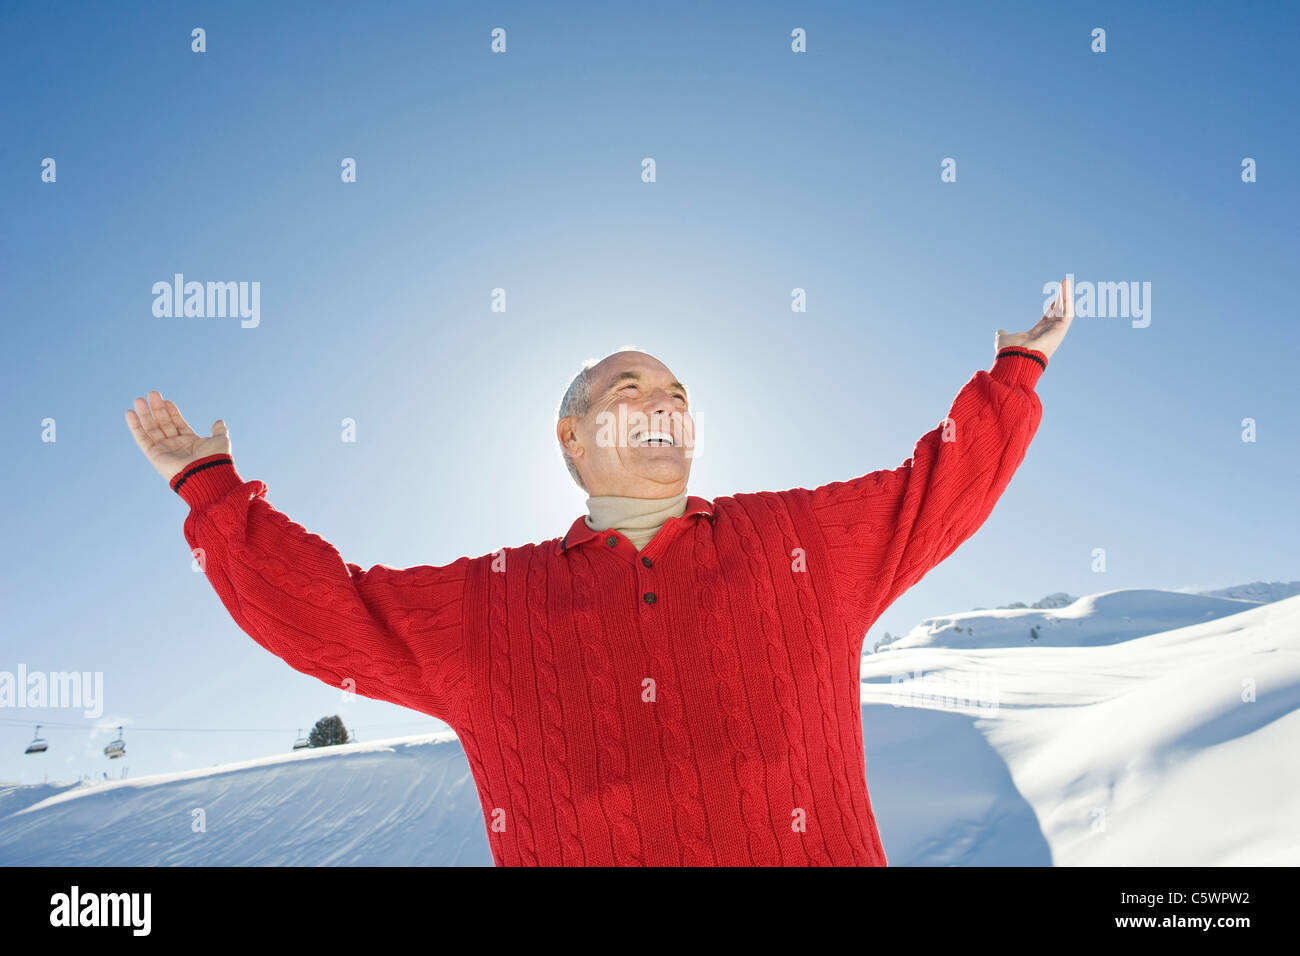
xmin=584 ymin=491 xmax=688 ymax=551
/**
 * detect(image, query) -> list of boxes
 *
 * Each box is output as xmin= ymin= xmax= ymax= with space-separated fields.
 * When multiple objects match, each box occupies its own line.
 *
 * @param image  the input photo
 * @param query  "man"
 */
xmin=126 ymin=279 xmax=1073 ymax=866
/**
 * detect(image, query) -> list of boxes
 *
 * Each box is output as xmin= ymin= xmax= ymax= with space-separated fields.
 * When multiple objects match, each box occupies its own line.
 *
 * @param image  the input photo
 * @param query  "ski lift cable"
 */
xmin=0 ymin=716 xmax=443 ymax=734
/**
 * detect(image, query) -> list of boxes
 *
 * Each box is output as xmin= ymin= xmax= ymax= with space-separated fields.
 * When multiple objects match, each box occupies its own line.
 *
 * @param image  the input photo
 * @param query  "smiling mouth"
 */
xmin=629 ymin=429 xmax=676 ymax=447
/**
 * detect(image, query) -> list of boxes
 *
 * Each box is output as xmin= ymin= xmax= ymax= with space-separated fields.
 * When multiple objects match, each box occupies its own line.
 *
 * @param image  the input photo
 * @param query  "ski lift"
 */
xmin=24 ymin=725 xmax=48 ymax=755
xmin=104 ymin=726 xmax=126 ymax=759
xmin=292 ymin=728 xmax=310 ymax=750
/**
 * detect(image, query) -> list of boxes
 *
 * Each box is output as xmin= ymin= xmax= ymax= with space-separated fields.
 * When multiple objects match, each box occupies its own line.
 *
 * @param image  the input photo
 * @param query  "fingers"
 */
xmin=124 ymin=408 xmax=154 ymax=455
xmin=127 ymin=392 xmax=226 ymax=447
xmin=1039 ymin=278 xmax=1075 ymax=331
xmin=166 ymin=399 xmax=197 ymax=437
xmin=1046 ymin=278 xmax=1074 ymax=321
xmin=131 ymin=396 xmax=167 ymax=445
xmin=1044 ymin=282 xmax=1063 ymax=319
xmin=148 ymin=390 xmax=180 ymax=439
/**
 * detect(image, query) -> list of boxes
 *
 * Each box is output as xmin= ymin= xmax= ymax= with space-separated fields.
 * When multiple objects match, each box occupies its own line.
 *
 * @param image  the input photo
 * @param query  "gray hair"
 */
xmin=556 ymin=344 xmax=643 ymax=491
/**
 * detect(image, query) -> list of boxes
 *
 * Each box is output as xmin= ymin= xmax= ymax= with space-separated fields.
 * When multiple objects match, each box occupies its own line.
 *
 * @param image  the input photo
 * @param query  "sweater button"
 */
xmin=643 ymin=592 xmax=657 ymax=605
xmin=606 ymin=535 xmax=618 ymax=547
xmin=641 ymin=556 xmax=653 ymax=568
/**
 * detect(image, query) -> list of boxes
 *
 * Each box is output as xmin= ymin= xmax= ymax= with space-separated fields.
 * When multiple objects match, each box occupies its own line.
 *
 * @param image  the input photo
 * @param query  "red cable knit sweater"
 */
xmin=172 ymin=346 xmax=1047 ymax=866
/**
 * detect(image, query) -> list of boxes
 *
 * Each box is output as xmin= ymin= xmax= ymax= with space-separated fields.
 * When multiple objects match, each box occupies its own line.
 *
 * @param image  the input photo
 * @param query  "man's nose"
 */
xmin=642 ymin=391 xmax=679 ymax=419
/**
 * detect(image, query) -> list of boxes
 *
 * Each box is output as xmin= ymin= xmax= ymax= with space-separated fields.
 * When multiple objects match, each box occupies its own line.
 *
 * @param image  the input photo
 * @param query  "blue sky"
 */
xmin=1 ymin=0 xmax=1296 ymax=783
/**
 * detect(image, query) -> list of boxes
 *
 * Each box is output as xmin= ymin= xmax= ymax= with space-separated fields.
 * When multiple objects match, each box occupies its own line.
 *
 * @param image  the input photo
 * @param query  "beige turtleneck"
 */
xmin=584 ymin=491 xmax=688 ymax=551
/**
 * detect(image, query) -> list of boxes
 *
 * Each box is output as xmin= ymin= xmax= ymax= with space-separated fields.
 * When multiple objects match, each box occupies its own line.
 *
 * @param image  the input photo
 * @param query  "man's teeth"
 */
xmin=632 ymin=430 xmax=674 ymax=446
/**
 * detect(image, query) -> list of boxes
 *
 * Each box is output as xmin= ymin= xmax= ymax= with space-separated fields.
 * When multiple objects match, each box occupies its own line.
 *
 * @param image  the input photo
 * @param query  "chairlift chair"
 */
xmin=104 ymin=726 xmax=126 ymax=759
xmin=24 ymin=726 xmax=48 ymax=755
xmin=292 ymin=728 xmax=310 ymax=750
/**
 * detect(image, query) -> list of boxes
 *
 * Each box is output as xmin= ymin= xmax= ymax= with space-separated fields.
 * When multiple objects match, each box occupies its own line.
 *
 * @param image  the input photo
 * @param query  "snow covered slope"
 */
xmin=860 ymin=594 xmax=1300 ymax=865
xmin=878 ymin=588 xmax=1260 ymax=651
xmin=0 ymin=731 xmax=491 ymax=866
xmin=2 ymin=590 xmax=1296 ymax=867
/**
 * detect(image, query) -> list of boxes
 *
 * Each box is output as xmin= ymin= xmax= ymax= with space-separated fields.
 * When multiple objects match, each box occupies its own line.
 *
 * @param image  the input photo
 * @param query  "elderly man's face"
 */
xmin=558 ymin=351 xmax=695 ymax=498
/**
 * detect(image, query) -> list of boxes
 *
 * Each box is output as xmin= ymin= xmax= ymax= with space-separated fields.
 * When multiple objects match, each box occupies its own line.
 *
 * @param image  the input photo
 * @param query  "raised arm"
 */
xmin=799 ymin=278 xmax=1073 ymax=634
xmin=126 ymin=392 xmax=470 ymax=726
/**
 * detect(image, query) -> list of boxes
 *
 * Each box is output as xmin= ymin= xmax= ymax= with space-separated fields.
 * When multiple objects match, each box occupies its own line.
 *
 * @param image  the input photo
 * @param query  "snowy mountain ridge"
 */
xmin=1195 ymin=580 xmax=1300 ymax=604
xmin=875 ymin=586 xmax=1287 ymax=653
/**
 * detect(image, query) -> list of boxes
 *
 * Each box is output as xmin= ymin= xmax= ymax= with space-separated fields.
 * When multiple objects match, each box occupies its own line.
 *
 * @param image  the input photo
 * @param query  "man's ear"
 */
xmin=556 ymin=416 xmax=582 ymax=460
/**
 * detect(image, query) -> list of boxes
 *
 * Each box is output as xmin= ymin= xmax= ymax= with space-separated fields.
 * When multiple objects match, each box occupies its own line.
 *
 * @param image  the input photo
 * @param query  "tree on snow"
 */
xmin=308 ymin=715 xmax=351 ymax=748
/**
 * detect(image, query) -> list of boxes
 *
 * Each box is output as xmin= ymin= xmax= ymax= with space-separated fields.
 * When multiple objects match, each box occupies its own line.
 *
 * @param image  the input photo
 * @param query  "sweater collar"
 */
xmin=559 ymin=495 xmax=714 ymax=555
xmin=583 ymin=491 xmax=688 ymax=539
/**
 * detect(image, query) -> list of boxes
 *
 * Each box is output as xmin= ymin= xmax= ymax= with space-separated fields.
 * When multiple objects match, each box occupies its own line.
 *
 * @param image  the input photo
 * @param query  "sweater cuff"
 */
xmin=990 ymin=347 xmax=1048 ymax=390
xmin=170 ymin=454 xmax=245 ymax=510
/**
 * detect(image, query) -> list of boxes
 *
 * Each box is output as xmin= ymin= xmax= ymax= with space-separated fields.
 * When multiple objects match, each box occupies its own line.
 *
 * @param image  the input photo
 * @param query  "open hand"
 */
xmin=125 ymin=390 xmax=230 ymax=482
xmin=996 ymin=276 xmax=1074 ymax=361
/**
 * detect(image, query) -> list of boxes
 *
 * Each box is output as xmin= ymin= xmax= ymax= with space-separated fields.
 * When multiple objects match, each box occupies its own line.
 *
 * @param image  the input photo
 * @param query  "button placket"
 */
xmin=638 ymin=550 xmax=658 ymax=608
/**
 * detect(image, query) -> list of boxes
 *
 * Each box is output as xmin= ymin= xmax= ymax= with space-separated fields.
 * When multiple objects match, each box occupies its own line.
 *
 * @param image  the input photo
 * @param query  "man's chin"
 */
xmin=630 ymin=462 xmax=689 ymax=488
